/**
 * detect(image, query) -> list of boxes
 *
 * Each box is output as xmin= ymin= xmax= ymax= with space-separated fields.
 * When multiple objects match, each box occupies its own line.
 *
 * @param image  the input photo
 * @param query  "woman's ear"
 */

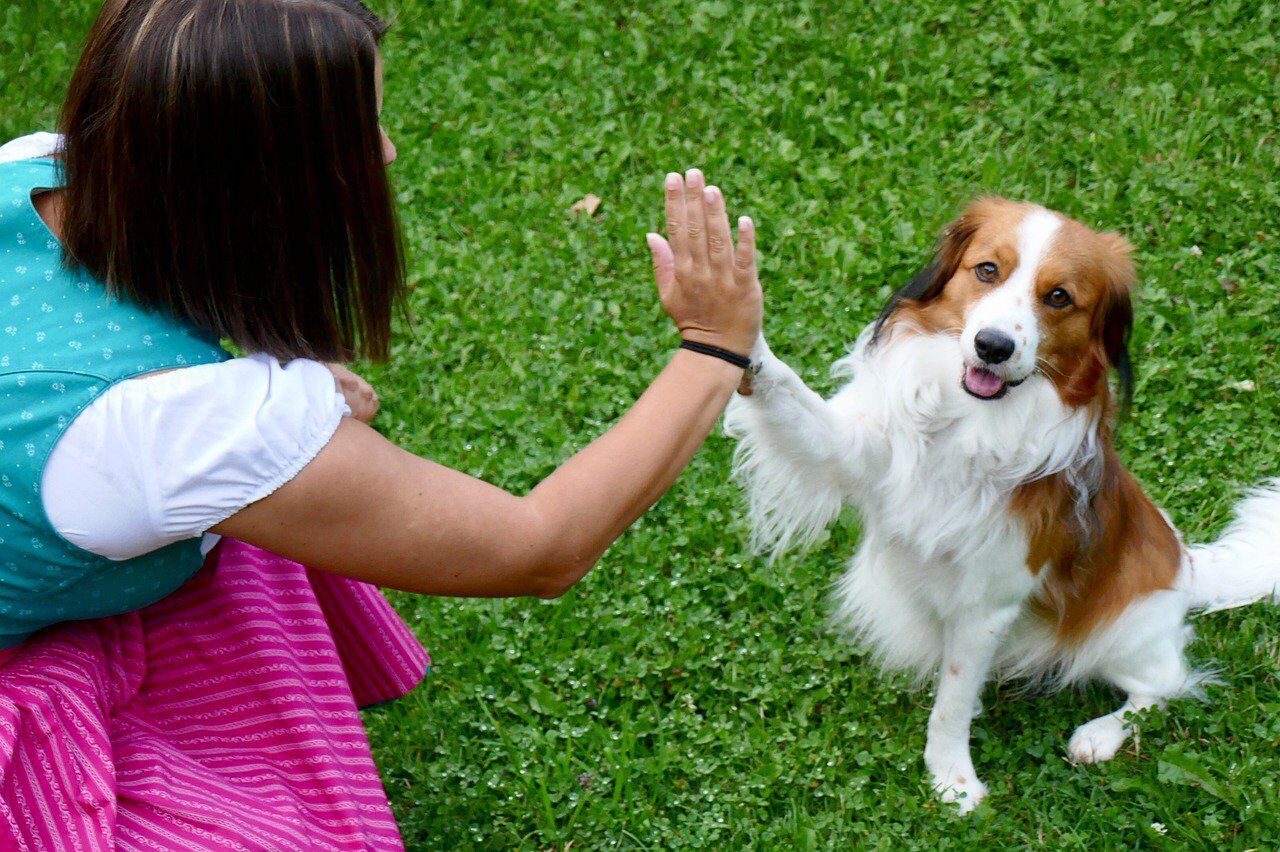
xmin=873 ymin=204 xmax=982 ymax=342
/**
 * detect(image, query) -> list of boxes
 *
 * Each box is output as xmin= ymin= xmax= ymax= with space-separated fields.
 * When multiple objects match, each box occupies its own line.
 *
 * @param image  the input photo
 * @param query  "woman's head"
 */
xmin=59 ymin=0 xmax=404 ymax=361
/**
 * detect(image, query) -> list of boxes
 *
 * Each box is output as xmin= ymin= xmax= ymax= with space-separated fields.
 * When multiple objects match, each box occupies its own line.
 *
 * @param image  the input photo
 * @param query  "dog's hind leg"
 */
xmin=1067 ymin=592 xmax=1197 ymax=765
xmin=1068 ymin=693 xmax=1163 ymax=765
xmin=926 ymin=605 xmax=1021 ymax=814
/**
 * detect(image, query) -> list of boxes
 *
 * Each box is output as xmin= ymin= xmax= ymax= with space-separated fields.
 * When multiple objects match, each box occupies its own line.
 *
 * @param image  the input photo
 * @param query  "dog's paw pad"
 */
xmin=1068 ymin=715 xmax=1128 ymax=764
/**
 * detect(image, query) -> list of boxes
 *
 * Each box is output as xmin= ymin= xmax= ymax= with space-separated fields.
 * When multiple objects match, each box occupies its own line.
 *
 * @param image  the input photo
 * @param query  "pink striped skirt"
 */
xmin=0 ymin=540 xmax=429 ymax=851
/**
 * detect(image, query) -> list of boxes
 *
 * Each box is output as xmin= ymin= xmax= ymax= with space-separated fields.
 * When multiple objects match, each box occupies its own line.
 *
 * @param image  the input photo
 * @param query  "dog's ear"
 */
xmin=1092 ymin=231 xmax=1136 ymax=408
xmin=873 ymin=205 xmax=981 ymax=343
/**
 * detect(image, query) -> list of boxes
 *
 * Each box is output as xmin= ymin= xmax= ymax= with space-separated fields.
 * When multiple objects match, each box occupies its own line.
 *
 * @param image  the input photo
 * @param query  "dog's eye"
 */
xmin=975 ymin=262 xmax=999 ymax=283
xmin=1044 ymin=287 xmax=1073 ymax=308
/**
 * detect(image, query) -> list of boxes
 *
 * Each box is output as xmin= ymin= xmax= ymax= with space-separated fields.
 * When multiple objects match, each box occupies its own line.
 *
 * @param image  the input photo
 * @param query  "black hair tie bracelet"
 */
xmin=679 ymin=339 xmax=753 ymax=371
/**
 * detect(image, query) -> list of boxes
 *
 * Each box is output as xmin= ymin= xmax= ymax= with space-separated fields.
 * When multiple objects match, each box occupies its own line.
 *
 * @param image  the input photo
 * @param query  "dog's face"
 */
xmin=878 ymin=198 xmax=1135 ymax=407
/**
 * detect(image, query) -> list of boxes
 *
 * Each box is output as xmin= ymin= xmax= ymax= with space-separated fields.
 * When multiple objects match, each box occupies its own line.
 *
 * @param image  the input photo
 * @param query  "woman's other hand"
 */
xmin=326 ymin=363 xmax=380 ymax=423
xmin=647 ymin=169 xmax=763 ymax=357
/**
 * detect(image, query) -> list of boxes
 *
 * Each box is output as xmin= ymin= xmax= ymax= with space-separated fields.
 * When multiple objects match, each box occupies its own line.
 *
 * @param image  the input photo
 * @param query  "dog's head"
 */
xmin=874 ymin=197 xmax=1135 ymax=409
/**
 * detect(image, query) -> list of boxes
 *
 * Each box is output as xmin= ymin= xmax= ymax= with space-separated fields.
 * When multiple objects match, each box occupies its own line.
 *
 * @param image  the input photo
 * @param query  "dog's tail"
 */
xmin=1182 ymin=480 xmax=1280 ymax=613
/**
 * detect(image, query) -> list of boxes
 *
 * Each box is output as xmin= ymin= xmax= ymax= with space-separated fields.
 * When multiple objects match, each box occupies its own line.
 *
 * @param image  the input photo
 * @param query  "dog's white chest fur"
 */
xmin=727 ymin=336 xmax=1088 ymax=590
xmin=800 ymin=331 xmax=1093 ymax=672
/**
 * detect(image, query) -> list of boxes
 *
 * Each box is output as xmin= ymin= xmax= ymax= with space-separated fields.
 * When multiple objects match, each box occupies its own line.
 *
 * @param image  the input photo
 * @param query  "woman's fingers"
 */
xmin=663 ymin=173 xmax=687 ymax=262
xmin=683 ymin=168 xmax=710 ymax=273
xmin=703 ymin=185 xmax=735 ymax=285
xmin=653 ymin=170 xmax=762 ymax=355
xmin=733 ymin=216 xmax=757 ymax=287
xmin=646 ymin=232 xmax=675 ymax=296
xmin=325 ymin=363 xmax=380 ymax=423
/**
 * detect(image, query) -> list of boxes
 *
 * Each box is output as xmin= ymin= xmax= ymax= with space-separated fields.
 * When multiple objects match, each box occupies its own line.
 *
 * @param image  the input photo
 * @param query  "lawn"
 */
xmin=4 ymin=0 xmax=1280 ymax=847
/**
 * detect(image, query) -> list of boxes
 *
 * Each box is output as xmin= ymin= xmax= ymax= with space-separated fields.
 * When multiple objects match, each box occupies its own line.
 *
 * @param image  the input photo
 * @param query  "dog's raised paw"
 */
xmin=931 ymin=771 xmax=988 ymax=814
xmin=1068 ymin=714 xmax=1128 ymax=764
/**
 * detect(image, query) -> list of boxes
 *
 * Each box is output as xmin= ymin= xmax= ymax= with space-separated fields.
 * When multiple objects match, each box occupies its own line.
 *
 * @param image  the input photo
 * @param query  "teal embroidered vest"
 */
xmin=0 ymin=157 xmax=229 ymax=647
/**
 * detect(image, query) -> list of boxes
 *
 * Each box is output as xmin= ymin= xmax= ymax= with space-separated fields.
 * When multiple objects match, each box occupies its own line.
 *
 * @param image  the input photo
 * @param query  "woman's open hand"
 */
xmin=646 ymin=169 xmax=763 ymax=357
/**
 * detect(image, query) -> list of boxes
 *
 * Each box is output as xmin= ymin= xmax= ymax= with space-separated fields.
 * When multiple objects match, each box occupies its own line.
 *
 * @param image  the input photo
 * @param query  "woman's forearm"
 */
xmin=522 ymin=349 xmax=741 ymax=593
xmin=211 ymin=352 xmax=744 ymax=600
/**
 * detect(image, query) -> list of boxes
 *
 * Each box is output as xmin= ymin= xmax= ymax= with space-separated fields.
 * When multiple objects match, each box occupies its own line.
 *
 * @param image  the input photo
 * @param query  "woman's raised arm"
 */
xmin=212 ymin=169 xmax=763 ymax=598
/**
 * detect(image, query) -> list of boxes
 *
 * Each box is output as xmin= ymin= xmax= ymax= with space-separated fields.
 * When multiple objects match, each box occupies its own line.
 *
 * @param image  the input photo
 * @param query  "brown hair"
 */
xmin=58 ymin=0 xmax=403 ymax=362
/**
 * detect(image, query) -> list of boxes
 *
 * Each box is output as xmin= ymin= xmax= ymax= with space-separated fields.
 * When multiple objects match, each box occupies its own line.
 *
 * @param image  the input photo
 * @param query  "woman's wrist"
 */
xmin=671 ymin=344 xmax=745 ymax=390
xmin=678 ymin=339 xmax=753 ymax=371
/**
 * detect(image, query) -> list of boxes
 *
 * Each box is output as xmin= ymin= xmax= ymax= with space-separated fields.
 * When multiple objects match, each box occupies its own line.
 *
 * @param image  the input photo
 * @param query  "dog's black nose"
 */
xmin=974 ymin=329 xmax=1015 ymax=365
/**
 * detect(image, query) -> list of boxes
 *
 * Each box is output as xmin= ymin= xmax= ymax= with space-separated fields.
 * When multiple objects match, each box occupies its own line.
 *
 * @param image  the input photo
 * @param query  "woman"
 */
xmin=0 ymin=0 xmax=761 ymax=848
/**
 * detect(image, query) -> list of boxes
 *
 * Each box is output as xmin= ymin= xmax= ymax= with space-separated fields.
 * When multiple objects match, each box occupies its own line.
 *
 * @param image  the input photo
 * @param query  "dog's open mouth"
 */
xmin=962 ymin=365 xmax=1009 ymax=400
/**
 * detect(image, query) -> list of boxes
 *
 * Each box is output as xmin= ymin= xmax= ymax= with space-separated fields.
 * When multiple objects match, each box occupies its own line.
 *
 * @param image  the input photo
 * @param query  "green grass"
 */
xmin=6 ymin=0 xmax=1280 ymax=847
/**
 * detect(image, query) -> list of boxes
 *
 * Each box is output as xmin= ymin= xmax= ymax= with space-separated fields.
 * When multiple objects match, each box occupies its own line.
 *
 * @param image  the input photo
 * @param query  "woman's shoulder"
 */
xmin=42 ymin=354 xmax=351 ymax=561
xmin=0 ymin=133 xmax=59 ymax=231
xmin=118 ymin=354 xmax=342 ymax=404
xmin=80 ymin=354 xmax=352 ymax=465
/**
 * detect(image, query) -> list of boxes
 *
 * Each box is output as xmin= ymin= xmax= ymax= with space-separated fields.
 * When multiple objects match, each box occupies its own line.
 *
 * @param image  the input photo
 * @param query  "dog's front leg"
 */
xmin=925 ymin=606 xmax=1019 ymax=814
xmin=728 ymin=335 xmax=842 ymax=460
xmin=723 ymin=336 xmax=852 ymax=553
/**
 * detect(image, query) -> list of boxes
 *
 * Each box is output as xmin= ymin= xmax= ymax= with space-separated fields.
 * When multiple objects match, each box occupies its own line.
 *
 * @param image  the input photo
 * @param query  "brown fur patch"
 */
xmin=1014 ymin=442 xmax=1182 ymax=643
xmin=1033 ymin=221 xmax=1135 ymax=408
xmin=887 ymin=198 xmax=1031 ymax=339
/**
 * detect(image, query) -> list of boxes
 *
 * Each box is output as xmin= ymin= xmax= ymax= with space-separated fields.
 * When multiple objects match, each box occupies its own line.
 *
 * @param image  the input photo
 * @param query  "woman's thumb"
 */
xmin=646 ymin=233 xmax=675 ymax=292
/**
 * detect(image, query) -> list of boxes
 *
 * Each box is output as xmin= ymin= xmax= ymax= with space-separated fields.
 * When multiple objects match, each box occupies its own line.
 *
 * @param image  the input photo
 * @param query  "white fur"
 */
xmin=959 ymin=209 xmax=1062 ymax=382
xmin=725 ymin=326 xmax=1211 ymax=813
xmin=1183 ymin=481 xmax=1280 ymax=613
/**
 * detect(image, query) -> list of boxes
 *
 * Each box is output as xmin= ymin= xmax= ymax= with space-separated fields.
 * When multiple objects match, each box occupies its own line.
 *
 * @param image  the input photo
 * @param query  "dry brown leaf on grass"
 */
xmin=569 ymin=194 xmax=602 ymax=217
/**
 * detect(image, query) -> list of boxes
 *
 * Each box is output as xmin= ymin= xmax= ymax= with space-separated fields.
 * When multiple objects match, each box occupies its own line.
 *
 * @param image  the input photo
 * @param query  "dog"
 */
xmin=725 ymin=197 xmax=1280 ymax=812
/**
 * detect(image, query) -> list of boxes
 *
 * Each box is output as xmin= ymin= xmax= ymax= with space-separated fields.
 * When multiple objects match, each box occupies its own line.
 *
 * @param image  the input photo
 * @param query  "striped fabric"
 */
xmin=0 ymin=539 xmax=429 ymax=850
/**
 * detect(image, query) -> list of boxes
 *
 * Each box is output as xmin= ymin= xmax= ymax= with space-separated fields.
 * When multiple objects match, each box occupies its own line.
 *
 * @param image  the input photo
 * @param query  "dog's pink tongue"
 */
xmin=964 ymin=365 xmax=1006 ymax=398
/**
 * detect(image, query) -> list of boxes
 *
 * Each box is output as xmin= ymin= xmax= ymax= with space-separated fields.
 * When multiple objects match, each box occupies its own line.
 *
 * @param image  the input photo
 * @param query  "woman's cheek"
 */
xmin=380 ymin=127 xmax=397 ymax=166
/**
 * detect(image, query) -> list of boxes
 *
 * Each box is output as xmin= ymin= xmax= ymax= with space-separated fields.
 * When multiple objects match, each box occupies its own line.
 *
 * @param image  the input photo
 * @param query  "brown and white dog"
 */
xmin=725 ymin=198 xmax=1280 ymax=812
